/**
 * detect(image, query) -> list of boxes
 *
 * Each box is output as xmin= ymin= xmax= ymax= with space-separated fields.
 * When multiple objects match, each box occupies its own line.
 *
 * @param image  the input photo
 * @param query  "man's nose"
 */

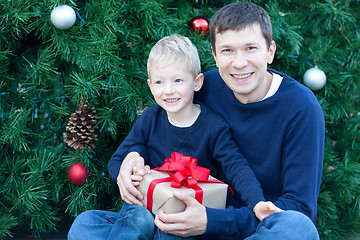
xmin=232 ymin=51 xmax=247 ymax=69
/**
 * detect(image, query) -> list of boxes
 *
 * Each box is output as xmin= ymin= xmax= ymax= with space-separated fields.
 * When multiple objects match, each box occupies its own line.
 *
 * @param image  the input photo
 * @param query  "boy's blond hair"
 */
xmin=147 ymin=34 xmax=201 ymax=78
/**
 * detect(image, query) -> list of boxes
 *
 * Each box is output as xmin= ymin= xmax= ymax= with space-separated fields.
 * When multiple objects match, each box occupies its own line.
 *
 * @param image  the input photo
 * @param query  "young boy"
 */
xmin=68 ymin=34 xmax=281 ymax=240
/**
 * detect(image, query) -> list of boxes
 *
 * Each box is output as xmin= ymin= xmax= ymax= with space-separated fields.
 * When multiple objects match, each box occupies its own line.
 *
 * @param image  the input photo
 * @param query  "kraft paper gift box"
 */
xmin=137 ymin=169 xmax=228 ymax=215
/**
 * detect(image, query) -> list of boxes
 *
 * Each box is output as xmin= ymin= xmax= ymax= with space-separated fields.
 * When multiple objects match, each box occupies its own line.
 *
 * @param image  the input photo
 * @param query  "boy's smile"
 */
xmin=164 ymin=98 xmax=179 ymax=103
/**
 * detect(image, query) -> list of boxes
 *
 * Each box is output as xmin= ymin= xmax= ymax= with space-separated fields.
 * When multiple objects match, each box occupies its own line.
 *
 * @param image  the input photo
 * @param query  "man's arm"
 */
xmin=155 ymin=191 xmax=207 ymax=237
xmin=155 ymin=192 xmax=260 ymax=239
xmin=272 ymin=91 xmax=325 ymax=221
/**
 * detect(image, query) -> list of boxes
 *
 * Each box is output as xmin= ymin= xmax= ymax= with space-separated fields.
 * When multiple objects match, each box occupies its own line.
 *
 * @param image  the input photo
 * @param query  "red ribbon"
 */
xmin=147 ymin=152 xmax=232 ymax=213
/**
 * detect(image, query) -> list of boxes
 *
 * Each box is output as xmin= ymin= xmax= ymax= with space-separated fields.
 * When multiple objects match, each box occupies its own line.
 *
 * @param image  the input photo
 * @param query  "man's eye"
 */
xmin=247 ymin=46 xmax=257 ymax=51
xmin=222 ymin=49 xmax=232 ymax=53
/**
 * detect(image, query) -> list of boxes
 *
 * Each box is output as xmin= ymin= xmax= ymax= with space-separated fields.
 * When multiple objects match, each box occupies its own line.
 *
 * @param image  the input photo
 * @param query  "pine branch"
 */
xmin=1 ymin=108 xmax=34 ymax=152
xmin=0 ymin=213 xmax=17 ymax=238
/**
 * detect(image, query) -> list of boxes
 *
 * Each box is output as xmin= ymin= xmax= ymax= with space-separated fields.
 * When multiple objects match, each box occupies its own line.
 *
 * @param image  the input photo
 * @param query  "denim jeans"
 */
xmin=68 ymin=203 xmax=193 ymax=240
xmin=245 ymin=210 xmax=320 ymax=240
xmin=68 ymin=205 xmax=319 ymax=240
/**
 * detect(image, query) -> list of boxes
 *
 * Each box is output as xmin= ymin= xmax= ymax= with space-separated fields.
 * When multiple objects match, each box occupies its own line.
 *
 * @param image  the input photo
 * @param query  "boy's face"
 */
xmin=212 ymin=24 xmax=276 ymax=104
xmin=147 ymin=62 xmax=203 ymax=116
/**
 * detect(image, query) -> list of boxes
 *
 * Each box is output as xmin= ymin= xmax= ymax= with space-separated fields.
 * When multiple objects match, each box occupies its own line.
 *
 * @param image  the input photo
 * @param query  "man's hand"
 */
xmin=117 ymin=152 xmax=150 ymax=205
xmin=253 ymin=201 xmax=283 ymax=221
xmin=155 ymin=191 xmax=207 ymax=237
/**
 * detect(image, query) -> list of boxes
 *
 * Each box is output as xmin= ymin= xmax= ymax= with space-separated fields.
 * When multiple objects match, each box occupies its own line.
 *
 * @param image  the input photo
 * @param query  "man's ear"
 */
xmin=267 ymin=40 xmax=276 ymax=65
xmin=211 ymin=46 xmax=218 ymax=67
xmin=194 ymin=73 xmax=204 ymax=92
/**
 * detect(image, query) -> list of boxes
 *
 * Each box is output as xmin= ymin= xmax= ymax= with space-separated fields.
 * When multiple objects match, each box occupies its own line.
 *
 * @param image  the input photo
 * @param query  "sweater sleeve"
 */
xmin=205 ymin=206 xmax=259 ymax=238
xmin=107 ymin=111 xmax=150 ymax=182
xmin=272 ymin=90 xmax=325 ymax=221
xmin=210 ymin=118 xmax=265 ymax=209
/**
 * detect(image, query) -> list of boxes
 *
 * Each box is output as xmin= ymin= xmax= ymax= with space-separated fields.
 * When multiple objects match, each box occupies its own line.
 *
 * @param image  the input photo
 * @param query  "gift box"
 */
xmin=136 ymin=152 xmax=229 ymax=215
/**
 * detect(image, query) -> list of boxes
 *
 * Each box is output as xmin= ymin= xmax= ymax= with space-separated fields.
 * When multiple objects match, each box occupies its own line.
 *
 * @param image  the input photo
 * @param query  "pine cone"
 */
xmin=65 ymin=100 xmax=98 ymax=149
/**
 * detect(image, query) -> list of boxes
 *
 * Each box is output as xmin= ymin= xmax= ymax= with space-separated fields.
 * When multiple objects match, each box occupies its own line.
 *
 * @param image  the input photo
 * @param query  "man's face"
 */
xmin=212 ymin=24 xmax=276 ymax=104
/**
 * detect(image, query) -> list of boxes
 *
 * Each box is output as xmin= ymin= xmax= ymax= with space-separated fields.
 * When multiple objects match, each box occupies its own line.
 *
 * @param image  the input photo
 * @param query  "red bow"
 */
xmin=153 ymin=152 xmax=211 ymax=188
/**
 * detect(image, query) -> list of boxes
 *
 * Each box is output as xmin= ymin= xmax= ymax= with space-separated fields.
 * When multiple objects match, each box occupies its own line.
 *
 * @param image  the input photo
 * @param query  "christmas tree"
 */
xmin=1 ymin=0 xmax=359 ymax=239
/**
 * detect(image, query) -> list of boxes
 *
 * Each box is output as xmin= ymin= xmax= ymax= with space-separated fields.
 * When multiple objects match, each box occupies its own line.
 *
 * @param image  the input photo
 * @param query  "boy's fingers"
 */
xmin=137 ymin=169 xmax=145 ymax=175
xmin=132 ymin=181 xmax=140 ymax=186
xmin=131 ymin=175 xmax=143 ymax=181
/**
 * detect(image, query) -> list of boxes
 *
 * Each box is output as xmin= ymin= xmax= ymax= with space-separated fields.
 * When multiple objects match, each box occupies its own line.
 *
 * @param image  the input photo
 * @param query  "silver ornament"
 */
xmin=51 ymin=5 xmax=76 ymax=30
xmin=303 ymin=66 xmax=327 ymax=91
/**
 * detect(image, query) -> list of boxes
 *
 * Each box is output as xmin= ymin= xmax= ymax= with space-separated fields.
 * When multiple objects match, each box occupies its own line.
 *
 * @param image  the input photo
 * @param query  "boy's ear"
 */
xmin=194 ymin=73 xmax=204 ymax=92
xmin=147 ymin=79 xmax=153 ymax=93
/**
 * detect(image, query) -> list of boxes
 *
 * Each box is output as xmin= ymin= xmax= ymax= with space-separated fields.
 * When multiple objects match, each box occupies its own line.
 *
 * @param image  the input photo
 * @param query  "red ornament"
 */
xmin=68 ymin=162 xmax=90 ymax=186
xmin=188 ymin=16 xmax=209 ymax=35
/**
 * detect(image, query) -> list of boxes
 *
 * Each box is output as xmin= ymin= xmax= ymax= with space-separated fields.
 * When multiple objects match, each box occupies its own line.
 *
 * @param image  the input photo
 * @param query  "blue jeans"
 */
xmin=68 ymin=206 xmax=319 ymax=240
xmin=245 ymin=210 xmax=320 ymax=240
xmin=68 ymin=203 xmax=193 ymax=240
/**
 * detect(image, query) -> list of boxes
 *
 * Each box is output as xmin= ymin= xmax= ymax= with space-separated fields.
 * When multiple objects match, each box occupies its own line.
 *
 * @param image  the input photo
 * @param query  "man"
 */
xmin=153 ymin=2 xmax=324 ymax=239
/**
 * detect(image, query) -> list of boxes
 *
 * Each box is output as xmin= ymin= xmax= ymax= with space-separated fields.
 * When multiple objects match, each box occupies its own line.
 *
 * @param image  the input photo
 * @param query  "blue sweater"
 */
xmin=108 ymin=103 xmax=265 ymax=210
xmin=195 ymin=69 xmax=324 ymax=239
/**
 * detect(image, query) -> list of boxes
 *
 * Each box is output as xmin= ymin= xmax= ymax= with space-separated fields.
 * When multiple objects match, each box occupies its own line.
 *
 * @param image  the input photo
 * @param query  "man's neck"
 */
xmin=235 ymin=72 xmax=273 ymax=104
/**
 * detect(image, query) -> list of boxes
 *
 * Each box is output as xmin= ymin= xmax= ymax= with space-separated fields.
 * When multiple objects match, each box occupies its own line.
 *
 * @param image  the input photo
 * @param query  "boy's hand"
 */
xmin=131 ymin=165 xmax=151 ymax=186
xmin=117 ymin=152 xmax=150 ymax=206
xmin=253 ymin=201 xmax=283 ymax=221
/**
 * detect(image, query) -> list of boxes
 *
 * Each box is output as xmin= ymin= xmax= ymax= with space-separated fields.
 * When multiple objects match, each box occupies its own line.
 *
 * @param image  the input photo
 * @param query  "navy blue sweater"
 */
xmin=108 ymin=103 xmax=265 ymax=210
xmin=195 ymin=69 xmax=324 ymax=239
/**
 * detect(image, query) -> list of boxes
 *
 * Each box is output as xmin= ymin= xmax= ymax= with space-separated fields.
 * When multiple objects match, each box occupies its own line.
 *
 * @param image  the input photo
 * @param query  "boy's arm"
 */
xmin=107 ymin=110 xmax=151 ymax=205
xmin=211 ymin=119 xmax=265 ymax=209
xmin=253 ymin=201 xmax=283 ymax=221
xmin=116 ymin=151 xmax=148 ymax=205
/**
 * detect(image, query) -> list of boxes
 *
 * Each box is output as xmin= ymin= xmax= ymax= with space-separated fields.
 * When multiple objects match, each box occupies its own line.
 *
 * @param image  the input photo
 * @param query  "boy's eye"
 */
xmin=154 ymin=80 xmax=163 ymax=85
xmin=175 ymin=79 xmax=183 ymax=83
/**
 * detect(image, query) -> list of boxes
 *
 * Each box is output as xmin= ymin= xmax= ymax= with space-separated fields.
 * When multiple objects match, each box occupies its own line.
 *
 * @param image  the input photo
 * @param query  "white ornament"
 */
xmin=51 ymin=5 xmax=76 ymax=30
xmin=303 ymin=66 xmax=327 ymax=91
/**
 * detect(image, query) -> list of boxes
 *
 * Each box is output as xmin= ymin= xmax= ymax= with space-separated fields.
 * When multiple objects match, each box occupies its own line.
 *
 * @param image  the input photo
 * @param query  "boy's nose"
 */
xmin=164 ymin=83 xmax=174 ymax=94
